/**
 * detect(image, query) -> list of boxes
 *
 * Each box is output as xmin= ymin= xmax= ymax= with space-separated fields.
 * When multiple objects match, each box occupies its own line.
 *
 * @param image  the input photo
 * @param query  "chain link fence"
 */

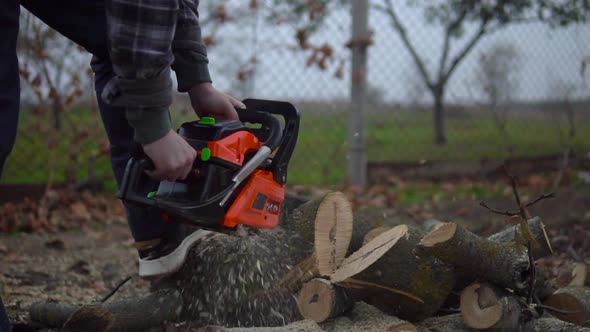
xmin=2 ymin=1 xmax=589 ymax=191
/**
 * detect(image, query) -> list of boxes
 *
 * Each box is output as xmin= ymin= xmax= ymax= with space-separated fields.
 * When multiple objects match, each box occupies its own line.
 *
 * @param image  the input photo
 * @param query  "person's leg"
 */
xmin=20 ymin=0 xmax=172 ymax=242
xmin=91 ymin=55 xmax=174 ymax=242
xmin=0 ymin=0 xmax=21 ymax=181
xmin=0 ymin=1 xmax=19 ymax=328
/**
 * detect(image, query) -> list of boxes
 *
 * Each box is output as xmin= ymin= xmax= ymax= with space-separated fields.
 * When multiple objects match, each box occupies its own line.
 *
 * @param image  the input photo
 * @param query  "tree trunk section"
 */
xmin=29 ymin=289 xmax=182 ymax=331
xmin=543 ymin=286 xmax=590 ymax=326
xmin=419 ymin=222 xmax=530 ymax=293
xmin=338 ymin=224 xmax=455 ymax=322
xmin=460 ymin=282 xmax=529 ymax=331
xmin=297 ymin=278 xmax=354 ymax=323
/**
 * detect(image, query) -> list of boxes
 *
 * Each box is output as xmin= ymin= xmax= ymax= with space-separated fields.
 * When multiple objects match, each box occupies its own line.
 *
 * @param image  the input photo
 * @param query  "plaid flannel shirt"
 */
xmin=101 ymin=0 xmax=211 ymax=144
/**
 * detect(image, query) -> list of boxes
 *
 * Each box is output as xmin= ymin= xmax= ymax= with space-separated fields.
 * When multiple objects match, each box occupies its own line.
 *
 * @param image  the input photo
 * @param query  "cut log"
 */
xmin=419 ymin=222 xmax=530 ymax=293
xmin=524 ymin=317 xmax=590 ymax=332
xmin=312 ymin=192 xmax=354 ymax=276
xmin=29 ymin=192 xmax=333 ymax=330
xmin=335 ymin=224 xmax=455 ymax=322
xmin=297 ymin=278 xmax=354 ymax=323
xmin=29 ymin=289 xmax=182 ymax=331
xmin=278 ymin=254 xmax=319 ymax=292
xmin=460 ymin=282 xmax=529 ymax=331
xmin=543 ymin=286 xmax=590 ymax=325
xmin=487 ymin=216 xmax=553 ymax=259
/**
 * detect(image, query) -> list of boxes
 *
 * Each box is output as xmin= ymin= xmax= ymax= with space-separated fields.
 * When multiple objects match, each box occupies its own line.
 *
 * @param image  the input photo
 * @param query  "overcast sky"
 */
xmin=202 ymin=1 xmax=590 ymax=104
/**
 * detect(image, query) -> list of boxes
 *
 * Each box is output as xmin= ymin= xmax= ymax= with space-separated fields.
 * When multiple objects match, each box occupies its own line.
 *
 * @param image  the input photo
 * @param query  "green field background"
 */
xmin=2 ymin=102 xmax=589 ymax=191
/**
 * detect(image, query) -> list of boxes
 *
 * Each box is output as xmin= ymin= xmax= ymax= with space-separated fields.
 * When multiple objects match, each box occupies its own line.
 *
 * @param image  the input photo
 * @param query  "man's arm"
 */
xmin=101 ymin=0 xmax=241 ymax=180
xmin=102 ymin=0 xmax=177 ymax=145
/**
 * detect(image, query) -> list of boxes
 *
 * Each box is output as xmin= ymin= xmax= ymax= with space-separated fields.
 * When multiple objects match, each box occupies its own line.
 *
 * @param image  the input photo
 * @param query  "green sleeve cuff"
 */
xmin=172 ymin=53 xmax=212 ymax=92
xmin=125 ymin=108 xmax=172 ymax=145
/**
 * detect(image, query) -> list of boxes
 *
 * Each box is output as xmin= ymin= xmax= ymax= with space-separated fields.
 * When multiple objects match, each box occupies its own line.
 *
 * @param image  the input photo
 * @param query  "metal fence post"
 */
xmin=349 ymin=0 xmax=369 ymax=188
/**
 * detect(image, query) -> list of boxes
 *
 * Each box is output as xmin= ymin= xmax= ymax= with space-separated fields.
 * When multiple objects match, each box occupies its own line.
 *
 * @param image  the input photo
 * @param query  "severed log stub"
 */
xmin=29 ymin=289 xmax=182 ymax=331
xmin=487 ymin=216 xmax=553 ymax=259
xmin=297 ymin=278 xmax=354 ymax=323
xmin=460 ymin=282 xmax=530 ymax=331
xmin=332 ymin=224 xmax=455 ymax=322
xmin=543 ymin=286 xmax=590 ymax=326
xmin=419 ymin=222 xmax=530 ymax=293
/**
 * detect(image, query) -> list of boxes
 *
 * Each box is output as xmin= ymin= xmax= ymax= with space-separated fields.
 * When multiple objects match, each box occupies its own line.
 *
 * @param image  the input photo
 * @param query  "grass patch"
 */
xmin=2 ymin=106 xmax=589 ymax=187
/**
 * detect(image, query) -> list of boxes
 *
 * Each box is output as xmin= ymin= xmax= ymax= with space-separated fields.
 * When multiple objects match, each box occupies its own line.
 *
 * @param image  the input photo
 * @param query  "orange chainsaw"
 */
xmin=117 ymin=99 xmax=300 ymax=232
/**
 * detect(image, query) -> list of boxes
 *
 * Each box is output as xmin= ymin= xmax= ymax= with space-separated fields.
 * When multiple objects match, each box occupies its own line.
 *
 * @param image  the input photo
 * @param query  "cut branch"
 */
xmin=419 ymin=222 xmax=530 ymax=292
xmin=543 ymin=286 xmax=590 ymax=325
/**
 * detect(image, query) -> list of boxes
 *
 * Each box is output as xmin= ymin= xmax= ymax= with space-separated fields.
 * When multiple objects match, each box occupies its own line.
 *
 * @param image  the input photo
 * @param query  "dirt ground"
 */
xmin=1 ymin=181 xmax=589 ymax=331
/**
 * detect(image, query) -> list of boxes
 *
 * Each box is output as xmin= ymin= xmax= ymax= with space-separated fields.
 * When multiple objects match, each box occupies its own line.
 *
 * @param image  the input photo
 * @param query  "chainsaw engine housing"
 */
xmin=117 ymin=99 xmax=300 ymax=231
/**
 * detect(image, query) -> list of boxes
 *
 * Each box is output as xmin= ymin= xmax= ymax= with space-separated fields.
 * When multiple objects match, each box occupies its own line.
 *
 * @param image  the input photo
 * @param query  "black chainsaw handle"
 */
xmin=241 ymin=99 xmax=300 ymax=185
xmin=117 ymin=157 xmax=157 ymax=206
xmin=237 ymin=108 xmax=282 ymax=151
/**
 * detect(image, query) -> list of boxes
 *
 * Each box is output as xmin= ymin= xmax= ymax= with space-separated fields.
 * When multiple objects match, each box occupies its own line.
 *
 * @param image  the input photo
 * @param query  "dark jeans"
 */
xmin=0 ymin=0 xmax=173 ymax=242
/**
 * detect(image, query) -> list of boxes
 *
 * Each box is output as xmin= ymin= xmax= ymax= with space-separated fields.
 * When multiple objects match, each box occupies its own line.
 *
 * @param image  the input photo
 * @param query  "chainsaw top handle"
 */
xmin=241 ymin=99 xmax=300 ymax=184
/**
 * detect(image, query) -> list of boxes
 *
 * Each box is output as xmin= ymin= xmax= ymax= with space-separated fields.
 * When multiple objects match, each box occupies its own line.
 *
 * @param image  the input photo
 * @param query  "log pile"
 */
xmin=27 ymin=192 xmax=590 ymax=331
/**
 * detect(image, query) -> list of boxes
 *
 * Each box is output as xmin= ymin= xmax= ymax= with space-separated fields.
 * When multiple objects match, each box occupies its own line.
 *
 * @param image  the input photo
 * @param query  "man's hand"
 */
xmin=189 ymin=82 xmax=245 ymax=120
xmin=142 ymin=129 xmax=196 ymax=181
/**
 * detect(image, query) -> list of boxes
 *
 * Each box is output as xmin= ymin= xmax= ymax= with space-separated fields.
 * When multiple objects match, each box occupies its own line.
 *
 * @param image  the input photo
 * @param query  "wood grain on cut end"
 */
xmin=297 ymin=278 xmax=353 ymax=323
xmin=460 ymin=282 xmax=503 ymax=329
xmin=330 ymin=224 xmax=409 ymax=283
xmin=544 ymin=286 xmax=590 ymax=325
xmin=419 ymin=222 xmax=456 ymax=247
xmin=315 ymin=192 xmax=354 ymax=276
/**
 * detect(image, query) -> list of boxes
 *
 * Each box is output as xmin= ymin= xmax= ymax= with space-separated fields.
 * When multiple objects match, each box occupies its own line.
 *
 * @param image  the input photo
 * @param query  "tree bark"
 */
xmin=486 ymin=216 xmax=553 ymax=259
xmin=29 ymin=289 xmax=182 ymax=331
xmin=433 ymin=87 xmax=446 ymax=145
xmin=338 ymin=224 xmax=455 ymax=322
xmin=419 ymin=222 xmax=530 ymax=293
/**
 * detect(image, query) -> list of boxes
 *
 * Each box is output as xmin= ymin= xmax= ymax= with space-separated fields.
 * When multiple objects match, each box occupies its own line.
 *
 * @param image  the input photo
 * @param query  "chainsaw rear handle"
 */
xmin=242 ymin=99 xmax=300 ymax=184
xmin=118 ymin=158 xmax=157 ymax=207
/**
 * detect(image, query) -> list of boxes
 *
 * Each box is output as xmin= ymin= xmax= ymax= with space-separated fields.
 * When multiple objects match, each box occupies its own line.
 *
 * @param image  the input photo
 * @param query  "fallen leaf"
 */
xmin=71 ymin=202 xmax=91 ymax=222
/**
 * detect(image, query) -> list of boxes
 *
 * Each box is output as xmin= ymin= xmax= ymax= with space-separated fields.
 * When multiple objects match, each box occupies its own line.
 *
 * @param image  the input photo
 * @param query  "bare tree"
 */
xmin=372 ymin=0 xmax=590 ymax=145
xmin=476 ymin=43 xmax=522 ymax=158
